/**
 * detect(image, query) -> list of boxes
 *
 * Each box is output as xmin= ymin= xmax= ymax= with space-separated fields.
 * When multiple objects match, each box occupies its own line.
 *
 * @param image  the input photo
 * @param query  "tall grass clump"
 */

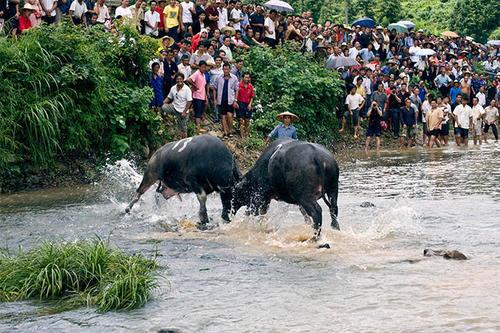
xmin=0 ymin=22 xmax=163 ymax=177
xmin=0 ymin=239 xmax=159 ymax=312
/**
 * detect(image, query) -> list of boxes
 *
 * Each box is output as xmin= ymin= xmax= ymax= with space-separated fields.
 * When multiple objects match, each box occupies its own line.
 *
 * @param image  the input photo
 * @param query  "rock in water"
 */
xmin=318 ymin=243 xmax=331 ymax=249
xmin=360 ymin=201 xmax=375 ymax=208
xmin=423 ymin=249 xmax=468 ymax=260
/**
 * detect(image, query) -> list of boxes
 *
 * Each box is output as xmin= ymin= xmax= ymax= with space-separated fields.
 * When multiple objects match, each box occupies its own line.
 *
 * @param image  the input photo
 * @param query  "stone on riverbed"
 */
xmin=423 ymin=249 xmax=468 ymax=260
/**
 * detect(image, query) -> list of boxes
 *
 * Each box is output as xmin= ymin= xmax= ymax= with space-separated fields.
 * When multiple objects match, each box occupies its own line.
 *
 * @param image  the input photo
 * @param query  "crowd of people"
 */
xmin=2 ymin=0 xmax=500 ymax=147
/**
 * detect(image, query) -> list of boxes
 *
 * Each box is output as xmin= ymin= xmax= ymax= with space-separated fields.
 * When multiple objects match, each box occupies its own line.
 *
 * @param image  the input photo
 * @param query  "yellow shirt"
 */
xmin=355 ymin=85 xmax=366 ymax=98
xmin=164 ymin=5 xmax=179 ymax=28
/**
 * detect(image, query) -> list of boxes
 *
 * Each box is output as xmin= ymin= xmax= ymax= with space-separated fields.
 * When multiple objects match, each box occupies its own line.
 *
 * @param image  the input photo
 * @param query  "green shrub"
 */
xmin=0 ymin=239 xmax=159 ymax=312
xmin=0 ymin=22 xmax=162 ymax=172
xmin=240 ymin=44 xmax=344 ymax=145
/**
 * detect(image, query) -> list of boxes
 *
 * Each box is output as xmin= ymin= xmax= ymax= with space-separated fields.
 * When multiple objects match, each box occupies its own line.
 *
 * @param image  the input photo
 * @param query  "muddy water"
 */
xmin=1 ymin=144 xmax=499 ymax=333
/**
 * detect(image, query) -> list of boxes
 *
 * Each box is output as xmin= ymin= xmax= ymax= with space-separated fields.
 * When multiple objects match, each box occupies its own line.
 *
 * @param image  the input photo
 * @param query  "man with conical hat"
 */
xmin=266 ymin=111 xmax=299 ymax=143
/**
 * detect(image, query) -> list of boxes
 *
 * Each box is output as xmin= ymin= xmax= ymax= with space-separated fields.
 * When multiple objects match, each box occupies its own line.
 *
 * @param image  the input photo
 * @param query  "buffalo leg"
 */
xmin=301 ymin=201 xmax=322 ymax=240
xmin=220 ymin=189 xmax=232 ymax=223
xmin=299 ymin=206 xmax=313 ymax=225
xmin=196 ymin=190 xmax=209 ymax=229
xmin=259 ymin=199 xmax=271 ymax=215
xmin=125 ymin=172 xmax=157 ymax=213
xmin=327 ymin=184 xmax=340 ymax=230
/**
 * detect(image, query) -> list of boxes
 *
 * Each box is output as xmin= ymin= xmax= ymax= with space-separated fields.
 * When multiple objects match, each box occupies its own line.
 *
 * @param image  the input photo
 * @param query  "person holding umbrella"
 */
xmin=266 ymin=111 xmax=299 ymax=142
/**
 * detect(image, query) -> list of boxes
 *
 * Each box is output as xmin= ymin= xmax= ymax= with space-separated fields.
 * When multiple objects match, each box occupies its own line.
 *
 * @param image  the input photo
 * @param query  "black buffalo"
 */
xmin=232 ymin=139 xmax=340 ymax=240
xmin=126 ymin=135 xmax=241 ymax=229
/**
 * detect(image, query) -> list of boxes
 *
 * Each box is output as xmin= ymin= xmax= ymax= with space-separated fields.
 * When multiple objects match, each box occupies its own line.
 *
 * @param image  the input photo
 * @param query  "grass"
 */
xmin=0 ymin=239 xmax=159 ymax=312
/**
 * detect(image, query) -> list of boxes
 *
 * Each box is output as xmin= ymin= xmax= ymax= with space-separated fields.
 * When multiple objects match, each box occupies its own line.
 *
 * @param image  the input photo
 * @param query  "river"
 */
xmin=1 ymin=144 xmax=499 ymax=333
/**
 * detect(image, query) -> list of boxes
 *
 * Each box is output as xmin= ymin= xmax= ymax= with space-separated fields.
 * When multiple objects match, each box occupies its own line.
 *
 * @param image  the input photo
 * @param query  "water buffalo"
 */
xmin=232 ymin=139 xmax=340 ymax=240
xmin=126 ymin=135 xmax=241 ymax=229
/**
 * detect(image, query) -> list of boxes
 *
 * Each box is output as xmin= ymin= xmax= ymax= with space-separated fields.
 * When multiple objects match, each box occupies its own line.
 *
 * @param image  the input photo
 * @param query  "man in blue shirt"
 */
xmin=449 ymin=80 xmax=461 ymax=104
xmin=400 ymin=98 xmax=417 ymax=147
xmin=267 ymin=111 xmax=298 ymax=142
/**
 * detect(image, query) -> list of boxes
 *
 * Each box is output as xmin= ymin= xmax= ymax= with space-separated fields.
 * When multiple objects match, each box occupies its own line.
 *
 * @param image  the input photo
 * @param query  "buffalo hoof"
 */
xmin=331 ymin=221 xmax=340 ymax=230
xmin=196 ymin=223 xmax=214 ymax=231
xmin=221 ymin=213 xmax=230 ymax=223
xmin=318 ymin=243 xmax=331 ymax=249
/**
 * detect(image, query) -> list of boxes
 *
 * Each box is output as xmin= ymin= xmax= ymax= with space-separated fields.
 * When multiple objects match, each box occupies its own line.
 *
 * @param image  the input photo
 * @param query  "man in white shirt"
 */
xmin=162 ymin=73 xmax=193 ymax=139
xmin=471 ymin=97 xmax=485 ymax=145
xmin=115 ymin=0 xmax=132 ymax=18
xmin=180 ymin=0 xmax=194 ymax=35
xmin=342 ymin=85 xmax=365 ymax=139
xmin=408 ymin=40 xmax=421 ymax=64
xmin=177 ymin=55 xmax=192 ymax=81
xmin=264 ymin=9 xmax=276 ymax=47
xmin=219 ymin=36 xmax=233 ymax=61
xmin=421 ymin=94 xmax=432 ymax=146
xmin=69 ymin=0 xmax=87 ymax=24
xmin=144 ymin=1 xmax=160 ymax=36
xmin=216 ymin=0 xmax=228 ymax=29
xmin=41 ymin=0 xmax=57 ymax=24
xmin=483 ymin=99 xmax=498 ymax=143
xmin=475 ymin=85 xmax=486 ymax=107
xmin=348 ymin=41 xmax=361 ymax=59
xmin=230 ymin=0 xmax=242 ymax=31
xmin=95 ymin=0 xmax=111 ymax=24
xmin=452 ymin=97 xmax=473 ymax=146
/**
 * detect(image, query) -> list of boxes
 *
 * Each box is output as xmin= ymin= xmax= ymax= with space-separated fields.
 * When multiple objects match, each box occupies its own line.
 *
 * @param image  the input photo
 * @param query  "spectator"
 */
xmin=400 ymin=98 xmax=417 ymax=147
xmin=249 ymin=5 xmax=264 ymax=37
xmin=18 ymin=3 xmax=34 ymax=33
xmin=68 ymin=0 xmax=87 ymax=25
xmin=441 ymin=96 xmax=452 ymax=146
xmin=483 ymin=100 xmax=498 ymax=143
xmin=180 ymin=0 xmax=194 ymax=37
xmin=150 ymin=62 xmax=164 ymax=112
xmin=267 ymin=111 xmax=298 ymax=142
xmin=115 ymin=0 xmax=131 ymax=19
xmin=144 ymin=0 xmax=160 ymax=36
xmin=162 ymin=48 xmax=178 ymax=97
xmin=94 ymin=0 xmax=109 ymax=24
xmin=164 ymin=0 xmax=183 ymax=42
xmin=219 ymin=35 xmax=233 ymax=61
xmin=178 ymin=54 xmax=192 ymax=80
xmin=191 ymin=10 xmax=205 ymax=34
xmin=215 ymin=63 xmax=239 ymax=138
xmin=155 ymin=0 xmax=166 ymax=36
xmin=162 ymin=73 xmax=193 ymax=139
xmin=471 ymin=97 xmax=485 ymax=145
xmin=187 ymin=60 xmax=208 ymax=134
xmin=342 ymin=85 xmax=365 ymax=139
xmin=426 ymin=99 xmax=444 ymax=148
xmin=452 ymin=97 xmax=473 ymax=146
xmin=41 ymin=0 xmax=57 ymax=24
xmin=204 ymin=0 xmax=218 ymax=32
xmin=236 ymin=71 xmax=254 ymax=138
xmin=387 ymin=86 xmax=403 ymax=139
xmin=365 ymin=101 xmax=383 ymax=152
xmin=263 ymin=9 xmax=276 ymax=48
xmin=189 ymin=39 xmax=213 ymax=70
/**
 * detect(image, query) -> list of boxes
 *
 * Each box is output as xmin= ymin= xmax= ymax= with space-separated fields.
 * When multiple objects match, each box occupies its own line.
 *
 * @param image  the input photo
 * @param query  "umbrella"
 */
xmin=326 ymin=56 xmax=359 ymax=69
xmin=487 ymin=40 xmax=500 ymax=46
xmin=397 ymin=20 xmax=415 ymax=29
xmin=387 ymin=23 xmax=408 ymax=33
xmin=442 ymin=31 xmax=459 ymax=38
xmin=263 ymin=0 xmax=293 ymax=12
xmin=415 ymin=48 xmax=436 ymax=56
xmin=352 ymin=17 xmax=375 ymax=28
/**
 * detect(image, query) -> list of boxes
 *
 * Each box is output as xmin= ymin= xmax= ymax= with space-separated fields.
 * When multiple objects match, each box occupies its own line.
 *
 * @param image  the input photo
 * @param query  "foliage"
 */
xmin=241 ymin=44 xmax=344 ymax=145
xmin=488 ymin=27 xmax=500 ymax=41
xmin=373 ymin=0 xmax=402 ymax=26
xmin=0 ymin=22 xmax=161 ymax=173
xmin=0 ymin=239 xmax=159 ymax=312
xmin=448 ymin=0 xmax=500 ymax=43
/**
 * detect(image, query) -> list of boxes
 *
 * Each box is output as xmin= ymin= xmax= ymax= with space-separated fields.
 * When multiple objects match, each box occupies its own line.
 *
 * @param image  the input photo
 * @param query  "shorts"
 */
xmin=161 ymin=103 xmax=188 ymax=133
xmin=236 ymin=101 xmax=252 ymax=119
xmin=454 ymin=127 xmax=469 ymax=138
xmin=429 ymin=129 xmax=440 ymax=137
xmin=402 ymin=126 xmax=416 ymax=138
xmin=264 ymin=37 xmax=276 ymax=48
xmin=440 ymin=123 xmax=449 ymax=136
xmin=218 ymin=103 xmax=234 ymax=116
xmin=193 ymin=98 xmax=205 ymax=119
xmin=472 ymin=122 xmax=482 ymax=136
xmin=484 ymin=123 xmax=497 ymax=133
xmin=366 ymin=125 xmax=381 ymax=137
xmin=344 ymin=108 xmax=360 ymax=126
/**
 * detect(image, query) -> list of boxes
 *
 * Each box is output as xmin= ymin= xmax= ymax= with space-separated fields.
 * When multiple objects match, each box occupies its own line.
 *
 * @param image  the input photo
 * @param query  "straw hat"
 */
xmin=221 ymin=26 xmax=236 ymax=36
xmin=22 ymin=3 xmax=35 ymax=10
xmin=161 ymin=36 xmax=175 ymax=48
xmin=276 ymin=111 xmax=299 ymax=122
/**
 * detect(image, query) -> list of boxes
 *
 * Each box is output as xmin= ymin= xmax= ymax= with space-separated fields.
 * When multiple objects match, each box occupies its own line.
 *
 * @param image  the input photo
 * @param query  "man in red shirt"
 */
xmin=156 ymin=0 xmax=166 ymax=37
xmin=18 ymin=3 xmax=34 ymax=34
xmin=236 ymin=72 xmax=254 ymax=138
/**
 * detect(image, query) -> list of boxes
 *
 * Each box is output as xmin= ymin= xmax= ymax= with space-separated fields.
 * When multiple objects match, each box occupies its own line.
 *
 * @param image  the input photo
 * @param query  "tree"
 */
xmin=374 ymin=0 xmax=402 ymax=26
xmin=450 ymin=0 xmax=500 ymax=43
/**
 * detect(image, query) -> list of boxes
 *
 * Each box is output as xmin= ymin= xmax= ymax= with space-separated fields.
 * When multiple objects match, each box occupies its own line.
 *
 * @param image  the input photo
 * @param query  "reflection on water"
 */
xmin=0 ymin=145 xmax=499 ymax=333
